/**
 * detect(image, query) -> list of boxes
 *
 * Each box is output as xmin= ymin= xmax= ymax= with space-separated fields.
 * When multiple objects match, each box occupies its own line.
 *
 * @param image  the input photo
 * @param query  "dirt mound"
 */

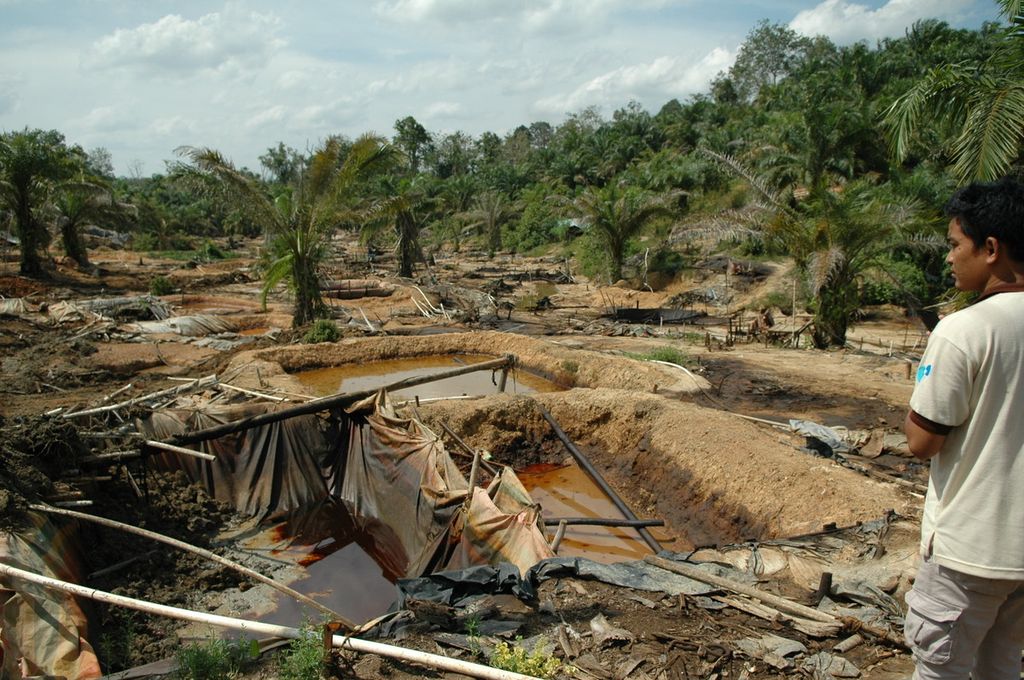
xmin=231 ymin=331 xmax=710 ymax=396
xmin=0 ymin=415 xmax=88 ymax=531
xmin=420 ymin=389 xmax=917 ymax=547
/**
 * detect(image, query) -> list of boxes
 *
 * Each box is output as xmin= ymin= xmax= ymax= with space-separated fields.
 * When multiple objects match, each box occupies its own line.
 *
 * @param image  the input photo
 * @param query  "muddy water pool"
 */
xmin=518 ymin=463 xmax=662 ymax=564
xmin=293 ymin=353 xmax=560 ymax=399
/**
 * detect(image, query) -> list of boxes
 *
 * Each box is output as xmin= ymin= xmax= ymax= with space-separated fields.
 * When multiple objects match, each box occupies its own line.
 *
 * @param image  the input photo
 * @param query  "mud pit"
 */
xmin=0 ymin=242 xmax=932 ymax=678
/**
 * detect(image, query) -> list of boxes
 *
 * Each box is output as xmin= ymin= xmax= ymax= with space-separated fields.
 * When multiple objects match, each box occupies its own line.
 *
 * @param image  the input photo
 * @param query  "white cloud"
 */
xmin=75 ymin=105 xmax=140 ymax=133
xmin=87 ymin=4 xmax=285 ymax=75
xmin=245 ymin=105 xmax=287 ymax=131
xmin=0 ymin=76 xmax=19 ymax=116
xmin=150 ymin=116 xmax=196 ymax=137
xmin=423 ymin=101 xmax=462 ymax=118
xmin=374 ymin=0 xmax=681 ymax=30
xmin=790 ymin=0 xmax=975 ymax=43
xmin=535 ymin=47 xmax=733 ymax=115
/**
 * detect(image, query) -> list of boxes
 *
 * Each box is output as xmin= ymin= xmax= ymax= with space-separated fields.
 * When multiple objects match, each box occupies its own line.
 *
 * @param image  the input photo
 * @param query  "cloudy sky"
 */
xmin=0 ymin=0 xmax=994 ymax=176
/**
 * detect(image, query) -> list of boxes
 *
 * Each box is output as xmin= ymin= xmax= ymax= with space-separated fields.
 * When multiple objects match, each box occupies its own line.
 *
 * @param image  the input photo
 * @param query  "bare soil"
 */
xmin=0 ymin=240 xmax=929 ymax=678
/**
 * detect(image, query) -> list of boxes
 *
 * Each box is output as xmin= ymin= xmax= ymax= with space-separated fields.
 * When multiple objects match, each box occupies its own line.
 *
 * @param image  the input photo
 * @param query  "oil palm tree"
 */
xmin=177 ymin=135 xmax=394 ymax=326
xmin=362 ymin=175 xmax=438 ymax=278
xmin=702 ymin=148 xmax=928 ymax=347
xmin=52 ymin=177 xmax=134 ymax=268
xmin=461 ymin=190 xmax=519 ymax=255
xmin=566 ymin=182 xmax=679 ymax=283
xmin=0 ymin=129 xmax=81 ymax=276
xmin=884 ymin=0 xmax=1024 ymax=182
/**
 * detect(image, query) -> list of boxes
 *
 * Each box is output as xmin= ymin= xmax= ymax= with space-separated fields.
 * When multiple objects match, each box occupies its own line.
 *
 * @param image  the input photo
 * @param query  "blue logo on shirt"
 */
xmin=916 ymin=364 xmax=933 ymax=382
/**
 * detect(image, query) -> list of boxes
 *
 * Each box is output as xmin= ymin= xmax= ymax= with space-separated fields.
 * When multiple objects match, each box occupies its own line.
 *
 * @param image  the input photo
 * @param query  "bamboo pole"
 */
xmin=544 ymin=517 xmax=664 ymax=528
xmin=0 ymin=563 xmax=542 ymax=680
xmin=143 ymin=440 xmax=216 ymax=462
xmin=218 ymin=383 xmax=287 ymax=403
xmin=65 ymin=375 xmax=218 ymax=420
xmin=539 ymin=406 xmax=663 ymax=553
xmin=29 ymin=504 xmax=350 ymax=627
xmin=170 ymin=356 xmax=515 ymax=446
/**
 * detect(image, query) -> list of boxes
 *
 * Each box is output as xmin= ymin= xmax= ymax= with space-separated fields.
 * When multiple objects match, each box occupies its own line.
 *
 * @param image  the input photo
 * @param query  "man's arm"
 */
xmin=903 ymin=411 xmax=947 ymax=460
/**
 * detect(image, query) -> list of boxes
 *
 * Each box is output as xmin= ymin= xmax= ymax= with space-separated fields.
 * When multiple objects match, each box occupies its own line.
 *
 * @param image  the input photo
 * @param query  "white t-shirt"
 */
xmin=910 ymin=287 xmax=1024 ymax=579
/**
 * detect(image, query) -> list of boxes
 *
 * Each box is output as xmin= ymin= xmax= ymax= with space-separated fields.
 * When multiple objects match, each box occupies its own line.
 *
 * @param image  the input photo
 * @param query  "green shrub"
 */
xmin=627 ymin=345 xmax=689 ymax=366
xmin=278 ymin=625 xmax=326 ymax=680
xmin=149 ymin=275 xmax=174 ymax=296
xmin=198 ymin=239 xmax=226 ymax=261
xmin=861 ymin=257 xmax=930 ymax=306
xmin=489 ymin=637 xmax=565 ymax=679
xmin=303 ymin=319 xmax=339 ymax=344
xmin=176 ymin=637 xmax=259 ymax=680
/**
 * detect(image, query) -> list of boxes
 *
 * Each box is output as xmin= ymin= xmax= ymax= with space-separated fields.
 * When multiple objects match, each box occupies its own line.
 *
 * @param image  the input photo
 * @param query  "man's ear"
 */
xmin=984 ymin=236 xmax=1000 ymax=262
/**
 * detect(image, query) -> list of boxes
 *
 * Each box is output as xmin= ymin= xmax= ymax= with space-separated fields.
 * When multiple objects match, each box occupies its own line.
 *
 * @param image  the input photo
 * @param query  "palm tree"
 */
xmin=566 ymin=183 xmax=678 ymax=283
xmin=461 ymin=190 xmax=519 ymax=255
xmin=52 ymin=178 xmax=134 ymax=268
xmin=884 ymin=0 xmax=1024 ymax=182
xmin=177 ymin=135 xmax=394 ymax=327
xmin=702 ymin=149 xmax=928 ymax=347
xmin=362 ymin=175 xmax=438 ymax=278
xmin=0 ymin=129 xmax=81 ymax=276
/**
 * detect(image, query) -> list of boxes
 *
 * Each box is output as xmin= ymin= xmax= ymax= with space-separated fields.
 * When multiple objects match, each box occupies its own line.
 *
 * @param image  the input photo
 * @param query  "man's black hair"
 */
xmin=944 ymin=176 xmax=1024 ymax=262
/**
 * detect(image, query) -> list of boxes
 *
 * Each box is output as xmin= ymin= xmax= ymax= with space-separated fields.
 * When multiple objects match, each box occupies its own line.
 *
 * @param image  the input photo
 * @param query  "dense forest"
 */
xmin=2 ymin=1 xmax=1022 ymax=347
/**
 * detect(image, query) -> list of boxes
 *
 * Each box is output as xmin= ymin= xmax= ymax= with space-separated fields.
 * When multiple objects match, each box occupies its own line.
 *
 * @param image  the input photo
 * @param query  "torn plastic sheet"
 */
xmin=395 ymin=554 xmax=716 ymax=611
xmin=789 ymin=419 xmax=851 ymax=457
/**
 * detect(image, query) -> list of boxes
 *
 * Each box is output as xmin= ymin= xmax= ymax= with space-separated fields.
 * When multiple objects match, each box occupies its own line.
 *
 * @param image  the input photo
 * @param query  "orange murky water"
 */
xmin=244 ymin=500 xmax=401 ymax=627
xmin=518 ymin=463 xmax=660 ymax=564
xmin=294 ymin=354 xmax=560 ymax=399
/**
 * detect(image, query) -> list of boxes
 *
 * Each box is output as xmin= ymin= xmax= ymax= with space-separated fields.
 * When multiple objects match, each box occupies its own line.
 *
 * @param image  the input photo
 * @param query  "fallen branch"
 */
xmin=143 ymin=440 xmax=216 ymax=462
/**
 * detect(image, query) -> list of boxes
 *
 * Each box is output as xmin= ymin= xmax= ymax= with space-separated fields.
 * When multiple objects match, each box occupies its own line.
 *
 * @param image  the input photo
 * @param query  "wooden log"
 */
xmin=30 ymin=504 xmax=350 ymax=627
xmin=170 ymin=356 xmax=515 ymax=446
xmin=713 ymin=595 xmax=842 ymax=638
xmin=644 ymin=555 xmax=837 ymax=624
xmin=550 ymin=520 xmax=569 ymax=553
xmin=540 ymin=405 xmax=663 ymax=553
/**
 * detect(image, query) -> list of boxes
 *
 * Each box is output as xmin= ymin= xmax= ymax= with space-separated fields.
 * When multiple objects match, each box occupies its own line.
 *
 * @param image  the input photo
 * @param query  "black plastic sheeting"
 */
xmin=395 ymin=553 xmax=717 ymax=610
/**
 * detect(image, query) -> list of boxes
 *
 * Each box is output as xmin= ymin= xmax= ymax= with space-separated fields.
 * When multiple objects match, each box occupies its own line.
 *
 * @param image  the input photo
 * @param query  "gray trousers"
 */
xmin=905 ymin=555 xmax=1024 ymax=679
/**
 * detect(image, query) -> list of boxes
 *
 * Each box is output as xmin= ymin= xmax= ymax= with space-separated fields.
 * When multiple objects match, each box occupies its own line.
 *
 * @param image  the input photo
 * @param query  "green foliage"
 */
xmin=149 ymin=275 xmax=174 ymax=296
xmin=0 ymin=128 xmax=85 ymax=275
xmin=278 ymin=625 xmax=326 ymax=680
xmin=759 ymin=289 xmax=800 ymax=315
xmin=626 ymin=345 xmax=690 ymax=366
xmin=176 ymin=636 xmax=259 ymax=680
xmin=489 ymin=637 xmax=565 ymax=679
xmin=860 ymin=255 xmax=931 ymax=305
xmin=561 ymin=360 xmax=579 ymax=375
xmin=303 ymin=319 xmax=340 ymax=344
xmin=98 ymin=611 xmax=137 ymax=672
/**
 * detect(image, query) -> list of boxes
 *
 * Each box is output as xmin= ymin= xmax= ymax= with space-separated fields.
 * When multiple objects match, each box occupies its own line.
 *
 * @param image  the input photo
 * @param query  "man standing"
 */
xmin=903 ymin=177 xmax=1024 ymax=679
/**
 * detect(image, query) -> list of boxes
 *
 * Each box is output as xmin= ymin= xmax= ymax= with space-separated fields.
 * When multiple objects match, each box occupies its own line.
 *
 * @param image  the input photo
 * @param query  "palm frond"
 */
xmin=259 ymin=254 xmax=294 ymax=310
xmin=807 ymin=246 xmax=846 ymax=294
xmin=950 ymin=80 xmax=1024 ymax=182
xmin=698 ymin=147 xmax=796 ymax=219
xmin=883 ymin=63 xmax=977 ymax=162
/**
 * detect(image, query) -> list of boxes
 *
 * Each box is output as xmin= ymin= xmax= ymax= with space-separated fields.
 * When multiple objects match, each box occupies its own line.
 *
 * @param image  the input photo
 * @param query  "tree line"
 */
xmin=1 ymin=0 xmax=1021 ymax=346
